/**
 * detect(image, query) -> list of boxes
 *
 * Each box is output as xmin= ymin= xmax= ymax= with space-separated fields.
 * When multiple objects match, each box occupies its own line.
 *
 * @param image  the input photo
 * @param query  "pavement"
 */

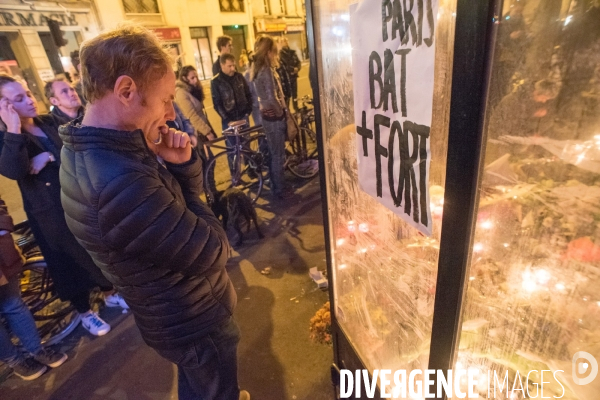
xmin=1 ymin=64 xmax=335 ymax=399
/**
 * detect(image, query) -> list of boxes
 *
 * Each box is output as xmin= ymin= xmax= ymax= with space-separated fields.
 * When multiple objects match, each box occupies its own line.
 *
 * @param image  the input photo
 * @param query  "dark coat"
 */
xmin=51 ymin=105 xmax=85 ymax=126
xmin=211 ymin=72 xmax=253 ymax=124
xmin=59 ymin=123 xmax=235 ymax=350
xmin=0 ymin=115 xmax=109 ymax=299
xmin=0 ymin=196 xmax=24 ymax=285
xmin=279 ymin=47 xmax=302 ymax=78
xmin=276 ymin=65 xmax=292 ymax=102
xmin=212 ymin=58 xmax=221 ymax=76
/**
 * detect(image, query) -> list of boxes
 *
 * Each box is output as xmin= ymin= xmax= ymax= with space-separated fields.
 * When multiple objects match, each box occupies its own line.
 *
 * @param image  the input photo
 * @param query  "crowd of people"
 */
xmin=0 ymin=23 xmax=304 ymax=400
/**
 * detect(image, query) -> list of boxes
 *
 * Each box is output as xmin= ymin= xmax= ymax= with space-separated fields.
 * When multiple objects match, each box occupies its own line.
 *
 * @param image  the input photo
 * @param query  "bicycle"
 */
xmin=12 ymin=221 xmax=80 ymax=346
xmin=286 ymin=96 xmax=318 ymax=179
xmin=295 ymin=95 xmax=316 ymax=132
xmin=203 ymin=120 xmax=266 ymax=204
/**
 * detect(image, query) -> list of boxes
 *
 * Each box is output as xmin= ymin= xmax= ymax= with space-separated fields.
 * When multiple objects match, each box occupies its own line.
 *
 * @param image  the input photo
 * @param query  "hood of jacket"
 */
xmin=175 ymin=80 xmax=192 ymax=92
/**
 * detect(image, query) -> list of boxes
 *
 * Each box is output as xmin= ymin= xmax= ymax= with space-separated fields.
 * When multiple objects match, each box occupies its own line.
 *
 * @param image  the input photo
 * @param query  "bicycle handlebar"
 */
xmin=204 ymin=125 xmax=265 ymax=146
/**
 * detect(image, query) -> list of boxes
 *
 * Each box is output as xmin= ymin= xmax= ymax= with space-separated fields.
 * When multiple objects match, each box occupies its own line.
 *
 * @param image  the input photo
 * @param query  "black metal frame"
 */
xmin=427 ymin=0 xmax=500 ymax=389
xmin=304 ymin=1 xmax=352 ymax=398
xmin=305 ymin=0 xmax=500 ymax=398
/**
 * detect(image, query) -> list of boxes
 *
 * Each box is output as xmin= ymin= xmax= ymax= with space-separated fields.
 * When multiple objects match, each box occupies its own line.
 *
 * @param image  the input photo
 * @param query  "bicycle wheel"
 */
xmin=205 ymin=142 xmax=265 ymax=204
xmin=287 ymin=127 xmax=319 ymax=179
xmin=19 ymin=262 xmax=78 ymax=346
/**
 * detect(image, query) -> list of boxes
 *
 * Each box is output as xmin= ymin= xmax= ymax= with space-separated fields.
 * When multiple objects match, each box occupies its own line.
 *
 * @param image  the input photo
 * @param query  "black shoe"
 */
xmin=34 ymin=348 xmax=68 ymax=368
xmin=11 ymin=357 xmax=47 ymax=381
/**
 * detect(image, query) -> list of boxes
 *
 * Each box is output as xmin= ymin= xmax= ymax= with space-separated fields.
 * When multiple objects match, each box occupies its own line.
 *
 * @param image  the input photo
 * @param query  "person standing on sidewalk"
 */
xmin=211 ymin=53 xmax=253 ymax=176
xmin=59 ymin=25 xmax=249 ymax=400
xmin=167 ymin=102 xmax=217 ymax=198
xmin=213 ymin=35 xmax=234 ymax=76
xmin=0 ymin=75 xmax=127 ymax=338
xmin=251 ymin=35 xmax=294 ymax=200
xmin=0 ymin=195 xmax=68 ymax=381
xmin=175 ymin=65 xmax=217 ymax=144
xmin=278 ymin=37 xmax=302 ymax=111
xmin=44 ymin=79 xmax=84 ymax=125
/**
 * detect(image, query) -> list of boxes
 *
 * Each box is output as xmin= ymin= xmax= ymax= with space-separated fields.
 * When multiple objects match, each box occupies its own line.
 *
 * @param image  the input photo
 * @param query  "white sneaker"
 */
xmin=104 ymin=293 xmax=129 ymax=309
xmin=80 ymin=312 xmax=111 ymax=336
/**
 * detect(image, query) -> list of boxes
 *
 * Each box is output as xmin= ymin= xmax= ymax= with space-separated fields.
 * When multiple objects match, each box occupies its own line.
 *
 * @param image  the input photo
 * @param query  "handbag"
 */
xmin=271 ymin=69 xmax=299 ymax=142
xmin=285 ymin=108 xmax=299 ymax=142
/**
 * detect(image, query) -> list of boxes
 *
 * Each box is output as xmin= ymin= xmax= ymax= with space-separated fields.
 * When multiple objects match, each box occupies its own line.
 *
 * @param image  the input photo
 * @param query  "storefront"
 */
xmin=189 ymin=26 xmax=213 ymax=81
xmin=222 ymin=25 xmax=248 ymax=65
xmin=284 ymin=17 xmax=307 ymax=60
xmin=150 ymin=27 xmax=184 ymax=75
xmin=255 ymin=16 xmax=307 ymax=60
xmin=255 ymin=17 xmax=287 ymax=36
xmin=308 ymin=0 xmax=600 ymax=398
xmin=0 ymin=3 xmax=99 ymax=111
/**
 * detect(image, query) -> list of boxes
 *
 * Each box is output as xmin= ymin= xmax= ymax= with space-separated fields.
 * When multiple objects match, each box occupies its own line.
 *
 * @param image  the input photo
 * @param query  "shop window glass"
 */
xmin=190 ymin=27 xmax=212 ymax=80
xmin=314 ymin=0 xmax=457 ymax=373
xmin=456 ymin=1 xmax=600 ymax=398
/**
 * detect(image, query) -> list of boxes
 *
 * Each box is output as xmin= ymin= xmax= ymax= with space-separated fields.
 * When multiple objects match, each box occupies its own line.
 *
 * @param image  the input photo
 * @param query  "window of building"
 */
xmin=189 ymin=27 xmax=213 ymax=80
xmin=122 ymin=0 xmax=160 ymax=14
xmin=263 ymin=0 xmax=271 ymax=15
xmin=279 ymin=0 xmax=287 ymax=15
xmin=222 ymin=26 xmax=247 ymax=65
xmin=219 ymin=0 xmax=245 ymax=13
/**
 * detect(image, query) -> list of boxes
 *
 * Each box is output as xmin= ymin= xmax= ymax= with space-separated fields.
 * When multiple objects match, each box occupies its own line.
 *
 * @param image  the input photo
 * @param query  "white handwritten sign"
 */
xmin=350 ymin=0 xmax=438 ymax=236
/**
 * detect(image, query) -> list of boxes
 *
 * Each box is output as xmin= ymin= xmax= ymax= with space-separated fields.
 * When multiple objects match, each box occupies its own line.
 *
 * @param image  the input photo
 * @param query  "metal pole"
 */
xmin=427 ymin=0 xmax=500 ymax=398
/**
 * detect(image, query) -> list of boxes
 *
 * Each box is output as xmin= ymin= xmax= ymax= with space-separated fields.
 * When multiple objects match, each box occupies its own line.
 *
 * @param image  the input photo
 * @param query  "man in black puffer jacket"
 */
xmin=58 ymin=25 xmax=249 ymax=400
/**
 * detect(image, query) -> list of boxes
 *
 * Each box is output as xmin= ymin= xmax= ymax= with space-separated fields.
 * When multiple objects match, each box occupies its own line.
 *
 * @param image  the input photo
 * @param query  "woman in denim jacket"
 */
xmin=249 ymin=36 xmax=294 ymax=199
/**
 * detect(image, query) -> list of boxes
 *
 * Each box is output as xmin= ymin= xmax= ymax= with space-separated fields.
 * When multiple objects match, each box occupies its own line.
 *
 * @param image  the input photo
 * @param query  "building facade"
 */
xmin=93 ymin=0 xmax=256 ymax=80
xmin=0 ymin=0 xmax=101 ymax=112
xmin=251 ymin=0 xmax=307 ymax=60
xmin=0 ymin=0 xmax=308 ymax=113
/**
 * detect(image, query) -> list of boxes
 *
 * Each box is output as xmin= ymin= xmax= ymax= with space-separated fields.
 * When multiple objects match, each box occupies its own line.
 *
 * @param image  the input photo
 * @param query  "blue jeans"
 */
xmin=262 ymin=118 xmax=288 ymax=194
xmin=155 ymin=316 xmax=241 ymax=400
xmin=0 ymin=276 xmax=43 ymax=367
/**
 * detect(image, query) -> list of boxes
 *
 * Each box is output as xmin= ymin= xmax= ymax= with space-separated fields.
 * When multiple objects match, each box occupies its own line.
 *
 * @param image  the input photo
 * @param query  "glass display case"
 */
xmin=307 ymin=0 xmax=600 ymax=398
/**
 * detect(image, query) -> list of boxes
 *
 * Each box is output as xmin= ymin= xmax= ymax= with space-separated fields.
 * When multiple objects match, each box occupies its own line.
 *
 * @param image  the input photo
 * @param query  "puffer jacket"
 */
xmin=210 ymin=72 xmax=253 ymax=124
xmin=59 ymin=123 xmax=235 ymax=350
